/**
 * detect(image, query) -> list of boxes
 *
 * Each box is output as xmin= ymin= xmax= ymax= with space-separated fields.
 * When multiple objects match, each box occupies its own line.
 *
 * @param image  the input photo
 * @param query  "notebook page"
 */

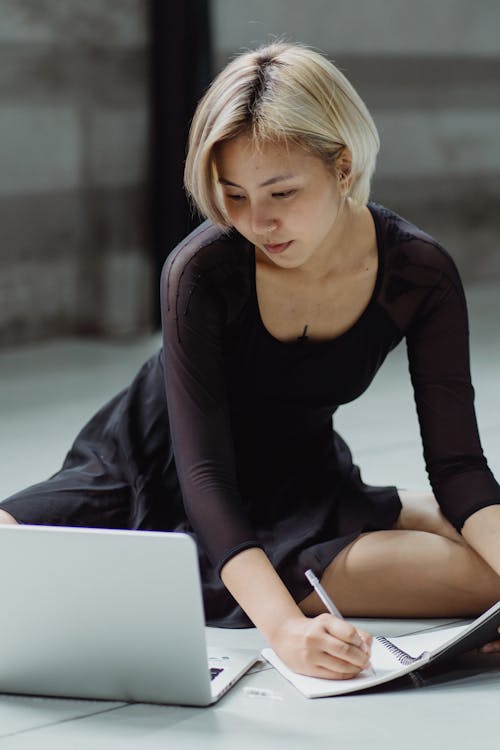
xmin=388 ymin=624 xmax=468 ymax=658
xmin=262 ymin=637 xmax=421 ymax=698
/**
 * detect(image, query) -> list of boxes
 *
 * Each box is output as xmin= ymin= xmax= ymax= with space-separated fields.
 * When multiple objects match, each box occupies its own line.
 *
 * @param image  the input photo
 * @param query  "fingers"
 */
xmin=479 ymin=627 xmax=500 ymax=653
xmin=324 ymin=616 xmax=370 ymax=655
xmin=479 ymin=640 xmax=500 ymax=654
xmin=303 ymin=614 xmax=372 ymax=679
xmin=358 ymin=628 xmax=373 ymax=648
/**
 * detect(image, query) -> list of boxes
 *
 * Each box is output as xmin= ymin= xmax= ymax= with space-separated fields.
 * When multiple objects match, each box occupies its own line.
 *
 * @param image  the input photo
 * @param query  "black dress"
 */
xmin=2 ymin=204 xmax=499 ymax=627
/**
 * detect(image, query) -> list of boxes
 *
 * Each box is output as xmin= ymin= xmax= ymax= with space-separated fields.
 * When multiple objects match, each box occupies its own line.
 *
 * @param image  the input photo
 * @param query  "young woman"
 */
xmin=2 ymin=42 xmax=500 ymax=680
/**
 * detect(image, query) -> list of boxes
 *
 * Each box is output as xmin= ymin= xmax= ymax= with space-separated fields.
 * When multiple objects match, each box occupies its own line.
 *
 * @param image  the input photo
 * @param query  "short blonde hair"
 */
xmin=184 ymin=42 xmax=380 ymax=226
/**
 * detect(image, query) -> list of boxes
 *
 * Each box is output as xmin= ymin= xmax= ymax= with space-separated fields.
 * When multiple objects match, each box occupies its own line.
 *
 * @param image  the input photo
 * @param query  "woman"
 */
xmin=2 ymin=42 xmax=500 ymax=680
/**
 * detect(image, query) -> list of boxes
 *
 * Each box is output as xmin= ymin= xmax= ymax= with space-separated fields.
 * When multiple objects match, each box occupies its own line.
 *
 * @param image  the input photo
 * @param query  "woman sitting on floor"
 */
xmin=2 ymin=42 xmax=500 ymax=678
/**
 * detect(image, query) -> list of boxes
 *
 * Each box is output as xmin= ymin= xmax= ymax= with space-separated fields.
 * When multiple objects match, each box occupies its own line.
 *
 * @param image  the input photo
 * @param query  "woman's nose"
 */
xmin=250 ymin=206 xmax=278 ymax=235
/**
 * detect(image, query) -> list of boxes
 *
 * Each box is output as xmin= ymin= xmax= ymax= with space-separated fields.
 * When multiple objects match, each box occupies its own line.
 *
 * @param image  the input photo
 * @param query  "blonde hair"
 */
xmin=184 ymin=42 xmax=380 ymax=226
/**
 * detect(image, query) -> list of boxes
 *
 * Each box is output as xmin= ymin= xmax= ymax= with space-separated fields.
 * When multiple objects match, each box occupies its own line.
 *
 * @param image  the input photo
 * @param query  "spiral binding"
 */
xmin=376 ymin=636 xmax=428 ymax=666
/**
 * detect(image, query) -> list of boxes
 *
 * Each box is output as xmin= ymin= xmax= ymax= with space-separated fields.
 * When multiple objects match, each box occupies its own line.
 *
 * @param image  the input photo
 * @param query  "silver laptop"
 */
xmin=0 ymin=525 xmax=257 ymax=706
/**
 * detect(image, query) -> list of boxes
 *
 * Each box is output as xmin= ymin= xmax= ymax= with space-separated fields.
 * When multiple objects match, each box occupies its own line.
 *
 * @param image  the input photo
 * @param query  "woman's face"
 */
xmin=215 ymin=133 xmax=348 ymax=271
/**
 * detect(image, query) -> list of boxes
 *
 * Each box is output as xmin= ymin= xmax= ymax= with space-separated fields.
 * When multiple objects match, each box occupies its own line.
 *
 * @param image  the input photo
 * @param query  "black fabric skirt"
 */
xmin=0 ymin=350 xmax=401 ymax=627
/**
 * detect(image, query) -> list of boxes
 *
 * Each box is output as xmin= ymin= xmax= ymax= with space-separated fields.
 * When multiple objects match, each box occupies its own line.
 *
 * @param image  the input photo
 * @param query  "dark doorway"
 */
xmin=149 ymin=0 xmax=213 ymax=325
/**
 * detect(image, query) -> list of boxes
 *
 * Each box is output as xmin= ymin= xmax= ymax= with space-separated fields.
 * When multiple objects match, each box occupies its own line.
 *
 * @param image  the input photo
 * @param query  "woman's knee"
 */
xmin=0 ymin=509 xmax=18 ymax=524
xmin=395 ymin=490 xmax=463 ymax=543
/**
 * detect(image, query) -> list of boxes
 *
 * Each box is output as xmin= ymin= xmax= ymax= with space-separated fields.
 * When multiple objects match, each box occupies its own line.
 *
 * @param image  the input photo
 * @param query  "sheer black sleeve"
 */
xmin=160 ymin=222 xmax=262 ymax=573
xmin=382 ymin=221 xmax=500 ymax=530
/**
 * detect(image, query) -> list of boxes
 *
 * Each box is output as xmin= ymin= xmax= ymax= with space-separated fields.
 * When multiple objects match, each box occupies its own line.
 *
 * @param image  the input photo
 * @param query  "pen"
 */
xmin=305 ymin=569 xmax=343 ymax=618
xmin=305 ymin=568 xmax=375 ymax=676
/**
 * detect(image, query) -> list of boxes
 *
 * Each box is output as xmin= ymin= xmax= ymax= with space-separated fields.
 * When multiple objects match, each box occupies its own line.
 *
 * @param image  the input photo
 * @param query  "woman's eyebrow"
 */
xmin=218 ymin=173 xmax=296 ymax=189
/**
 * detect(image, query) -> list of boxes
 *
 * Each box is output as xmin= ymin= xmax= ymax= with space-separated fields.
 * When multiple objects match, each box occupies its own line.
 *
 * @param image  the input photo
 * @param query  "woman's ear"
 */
xmin=335 ymin=147 xmax=353 ymax=195
xmin=336 ymin=147 xmax=352 ymax=179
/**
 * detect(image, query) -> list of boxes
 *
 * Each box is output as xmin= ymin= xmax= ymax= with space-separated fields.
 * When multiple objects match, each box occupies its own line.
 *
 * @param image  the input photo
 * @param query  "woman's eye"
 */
xmin=272 ymin=190 xmax=296 ymax=199
xmin=226 ymin=194 xmax=245 ymax=202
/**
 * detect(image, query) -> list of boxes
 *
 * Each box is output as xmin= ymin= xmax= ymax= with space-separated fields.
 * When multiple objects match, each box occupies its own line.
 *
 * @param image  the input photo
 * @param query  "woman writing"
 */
xmin=2 ymin=42 xmax=500 ymax=679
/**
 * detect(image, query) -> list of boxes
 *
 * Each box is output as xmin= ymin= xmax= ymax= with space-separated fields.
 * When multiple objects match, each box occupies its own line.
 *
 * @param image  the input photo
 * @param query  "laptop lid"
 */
xmin=0 ymin=526 xmax=253 ymax=706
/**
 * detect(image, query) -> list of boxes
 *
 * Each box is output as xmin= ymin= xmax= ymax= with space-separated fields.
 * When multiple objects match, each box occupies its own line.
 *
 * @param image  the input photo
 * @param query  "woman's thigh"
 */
xmin=300 ymin=492 xmax=500 ymax=618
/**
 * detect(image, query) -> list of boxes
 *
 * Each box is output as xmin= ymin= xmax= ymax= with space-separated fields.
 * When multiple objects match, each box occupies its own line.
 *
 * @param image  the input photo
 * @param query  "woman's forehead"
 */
xmin=215 ymin=135 xmax=321 ymax=180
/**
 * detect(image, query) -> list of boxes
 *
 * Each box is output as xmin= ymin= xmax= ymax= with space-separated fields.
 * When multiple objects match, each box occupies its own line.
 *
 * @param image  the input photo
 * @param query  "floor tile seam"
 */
xmin=350 ymin=439 xmax=424 ymax=455
xmin=353 ymin=419 xmax=500 ymax=455
xmin=0 ymin=702 xmax=130 ymax=741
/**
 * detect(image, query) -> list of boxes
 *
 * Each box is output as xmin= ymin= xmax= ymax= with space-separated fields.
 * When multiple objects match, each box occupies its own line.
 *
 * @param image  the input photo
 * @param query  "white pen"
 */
xmin=305 ymin=568 xmax=375 ymax=676
xmin=305 ymin=569 xmax=343 ymax=618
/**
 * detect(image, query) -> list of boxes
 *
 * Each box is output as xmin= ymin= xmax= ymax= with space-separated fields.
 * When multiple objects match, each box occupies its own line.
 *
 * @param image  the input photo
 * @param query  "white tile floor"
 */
xmin=1 ymin=280 xmax=499 ymax=748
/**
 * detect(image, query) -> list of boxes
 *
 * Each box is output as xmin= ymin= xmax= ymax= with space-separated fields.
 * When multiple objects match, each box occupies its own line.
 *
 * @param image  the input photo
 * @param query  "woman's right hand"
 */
xmin=221 ymin=548 xmax=372 ymax=679
xmin=270 ymin=613 xmax=373 ymax=679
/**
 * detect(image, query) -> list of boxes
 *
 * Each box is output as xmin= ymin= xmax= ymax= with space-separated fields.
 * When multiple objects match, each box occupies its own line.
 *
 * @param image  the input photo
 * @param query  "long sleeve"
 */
xmin=404 ymin=242 xmax=500 ymax=529
xmin=160 ymin=222 xmax=262 ymax=573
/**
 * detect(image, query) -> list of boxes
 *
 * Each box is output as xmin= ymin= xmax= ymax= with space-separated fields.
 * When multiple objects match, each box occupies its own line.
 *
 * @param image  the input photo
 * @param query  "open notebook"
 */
xmin=262 ymin=600 xmax=500 ymax=697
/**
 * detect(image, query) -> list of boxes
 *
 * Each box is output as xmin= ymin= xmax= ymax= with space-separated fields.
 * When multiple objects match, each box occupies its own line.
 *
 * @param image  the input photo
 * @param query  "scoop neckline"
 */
xmin=249 ymin=202 xmax=384 ymax=347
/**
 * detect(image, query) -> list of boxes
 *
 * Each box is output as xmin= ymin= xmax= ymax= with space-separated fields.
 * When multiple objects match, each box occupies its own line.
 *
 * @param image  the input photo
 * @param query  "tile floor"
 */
xmin=0 ymin=280 xmax=499 ymax=748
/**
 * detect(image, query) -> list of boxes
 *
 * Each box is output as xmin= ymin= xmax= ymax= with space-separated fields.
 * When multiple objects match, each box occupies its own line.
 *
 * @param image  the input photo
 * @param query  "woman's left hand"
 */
xmin=479 ymin=630 xmax=500 ymax=654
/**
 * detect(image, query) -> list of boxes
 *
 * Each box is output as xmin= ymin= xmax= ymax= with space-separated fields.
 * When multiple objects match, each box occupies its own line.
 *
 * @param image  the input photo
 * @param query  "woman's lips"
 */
xmin=263 ymin=240 xmax=292 ymax=254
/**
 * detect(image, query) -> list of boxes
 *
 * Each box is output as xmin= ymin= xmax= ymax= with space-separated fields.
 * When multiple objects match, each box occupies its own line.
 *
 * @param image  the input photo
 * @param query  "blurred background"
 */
xmin=0 ymin=0 xmax=499 ymax=346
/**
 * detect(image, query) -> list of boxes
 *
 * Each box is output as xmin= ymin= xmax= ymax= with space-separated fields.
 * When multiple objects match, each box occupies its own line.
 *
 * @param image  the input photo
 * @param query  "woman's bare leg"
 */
xmin=300 ymin=491 xmax=500 ymax=618
xmin=0 ymin=510 xmax=18 ymax=524
xmin=394 ymin=490 xmax=463 ymax=542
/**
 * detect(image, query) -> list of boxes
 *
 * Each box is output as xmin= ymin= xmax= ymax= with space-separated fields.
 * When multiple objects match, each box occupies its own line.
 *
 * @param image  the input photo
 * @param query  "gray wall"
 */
xmin=0 ymin=0 xmax=151 ymax=345
xmin=1 ymin=0 xmax=499 ymax=345
xmin=213 ymin=0 xmax=500 ymax=280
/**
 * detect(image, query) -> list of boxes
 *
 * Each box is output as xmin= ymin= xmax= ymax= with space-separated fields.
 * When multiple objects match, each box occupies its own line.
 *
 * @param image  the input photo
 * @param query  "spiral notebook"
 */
xmin=262 ymin=600 xmax=500 ymax=697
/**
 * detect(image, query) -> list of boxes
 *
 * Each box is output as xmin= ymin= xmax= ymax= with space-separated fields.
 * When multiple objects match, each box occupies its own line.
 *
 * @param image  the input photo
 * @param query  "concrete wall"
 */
xmin=1 ymin=0 xmax=498 ymax=345
xmin=213 ymin=0 xmax=500 ymax=280
xmin=0 ymin=0 xmax=151 ymax=344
